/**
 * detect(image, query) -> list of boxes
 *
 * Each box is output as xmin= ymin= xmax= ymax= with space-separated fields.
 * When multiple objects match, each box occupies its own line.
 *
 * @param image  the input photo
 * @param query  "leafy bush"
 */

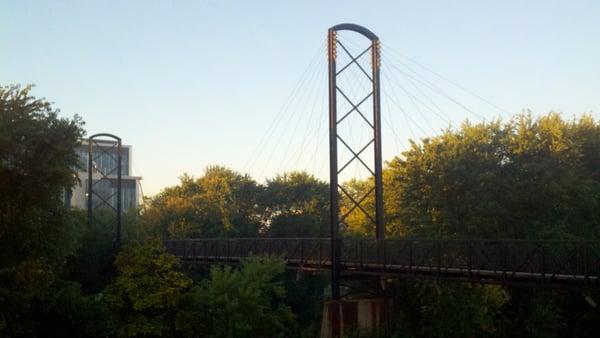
xmin=176 ymin=256 xmax=295 ymax=337
xmin=104 ymin=240 xmax=192 ymax=337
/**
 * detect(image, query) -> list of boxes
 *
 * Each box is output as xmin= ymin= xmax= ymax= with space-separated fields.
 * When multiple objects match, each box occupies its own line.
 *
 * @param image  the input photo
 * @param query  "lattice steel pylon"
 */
xmin=328 ymin=24 xmax=384 ymax=300
xmin=87 ymin=133 xmax=123 ymax=246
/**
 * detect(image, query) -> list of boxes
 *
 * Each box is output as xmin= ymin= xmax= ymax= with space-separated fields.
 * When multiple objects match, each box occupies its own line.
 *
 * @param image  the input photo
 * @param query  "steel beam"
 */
xmin=328 ymin=27 xmax=341 ymax=300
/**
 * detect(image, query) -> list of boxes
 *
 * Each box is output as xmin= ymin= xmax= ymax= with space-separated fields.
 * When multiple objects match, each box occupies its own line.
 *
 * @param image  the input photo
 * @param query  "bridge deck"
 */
xmin=165 ymin=238 xmax=600 ymax=287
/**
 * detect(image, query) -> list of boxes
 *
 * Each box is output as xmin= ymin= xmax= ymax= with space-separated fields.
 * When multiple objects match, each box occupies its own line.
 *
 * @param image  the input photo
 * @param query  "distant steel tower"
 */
xmin=328 ymin=24 xmax=384 ymax=300
xmin=87 ymin=133 xmax=123 ymax=245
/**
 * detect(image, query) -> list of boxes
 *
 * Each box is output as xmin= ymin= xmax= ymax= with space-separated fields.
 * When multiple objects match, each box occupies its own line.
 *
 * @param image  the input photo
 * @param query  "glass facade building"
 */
xmin=85 ymin=178 xmax=138 ymax=210
xmin=67 ymin=140 xmax=141 ymax=211
xmin=76 ymin=145 xmax=129 ymax=176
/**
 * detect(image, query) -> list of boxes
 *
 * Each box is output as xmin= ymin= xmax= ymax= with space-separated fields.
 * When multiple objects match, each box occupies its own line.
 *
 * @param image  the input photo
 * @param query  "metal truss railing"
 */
xmin=165 ymin=238 xmax=600 ymax=287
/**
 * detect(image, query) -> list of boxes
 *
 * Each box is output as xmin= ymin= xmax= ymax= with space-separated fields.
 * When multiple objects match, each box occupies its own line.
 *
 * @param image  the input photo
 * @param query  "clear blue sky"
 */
xmin=2 ymin=1 xmax=599 ymax=196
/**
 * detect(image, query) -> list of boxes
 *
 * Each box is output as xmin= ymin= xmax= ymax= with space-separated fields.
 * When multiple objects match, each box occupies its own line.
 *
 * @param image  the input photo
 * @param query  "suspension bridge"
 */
xmin=165 ymin=237 xmax=600 ymax=288
xmin=87 ymin=24 xmax=600 ymax=297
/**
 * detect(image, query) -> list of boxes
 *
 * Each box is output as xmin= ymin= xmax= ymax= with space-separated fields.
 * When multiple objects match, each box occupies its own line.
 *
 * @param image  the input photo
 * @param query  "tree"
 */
xmin=0 ymin=84 xmax=86 ymax=336
xmin=67 ymin=208 xmax=142 ymax=293
xmin=385 ymin=113 xmax=600 ymax=239
xmin=261 ymin=171 xmax=328 ymax=237
xmin=104 ymin=240 xmax=192 ymax=338
xmin=175 ymin=256 xmax=295 ymax=337
xmin=28 ymin=279 xmax=112 ymax=338
xmin=142 ymin=166 xmax=262 ymax=238
xmin=390 ymin=281 xmax=507 ymax=338
xmin=379 ymin=112 xmax=600 ymax=337
xmin=338 ymin=178 xmax=376 ymax=237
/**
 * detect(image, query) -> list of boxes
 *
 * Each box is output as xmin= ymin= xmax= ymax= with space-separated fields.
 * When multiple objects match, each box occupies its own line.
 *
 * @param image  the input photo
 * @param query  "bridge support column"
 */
xmin=320 ymin=298 xmax=393 ymax=338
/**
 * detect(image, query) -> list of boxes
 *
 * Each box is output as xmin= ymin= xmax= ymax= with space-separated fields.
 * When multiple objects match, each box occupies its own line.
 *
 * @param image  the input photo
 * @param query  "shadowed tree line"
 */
xmin=1 ymin=85 xmax=600 ymax=337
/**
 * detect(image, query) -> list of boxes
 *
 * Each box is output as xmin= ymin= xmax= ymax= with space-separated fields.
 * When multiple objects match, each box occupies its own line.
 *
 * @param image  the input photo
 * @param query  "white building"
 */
xmin=66 ymin=139 xmax=142 ymax=211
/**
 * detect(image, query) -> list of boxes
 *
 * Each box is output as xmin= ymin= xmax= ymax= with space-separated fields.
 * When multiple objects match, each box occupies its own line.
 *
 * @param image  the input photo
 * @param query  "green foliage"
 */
xmin=281 ymin=272 xmax=328 ymax=336
xmin=65 ymin=209 xmax=118 ymax=293
xmin=340 ymin=112 xmax=600 ymax=336
xmin=141 ymin=166 xmax=262 ymax=238
xmin=176 ymin=256 xmax=295 ymax=338
xmin=104 ymin=240 xmax=192 ymax=337
xmin=28 ymin=280 xmax=111 ymax=338
xmin=121 ymin=206 xmax=151 ymax=242
xmin=0 ymin=84 xmax=86 ymax=337
xmin=419 ymin=283 xmax=506 ymax=337
xmin=67 ymin=208 xmax=142 ymax=293
xmin=261 ymin=171 xmax=329 ymax=237
xmin=142 ymin=169 xmax=330 ymax=238
xmin=493 ymin=288 xmax=600 ymax=338
xmin=384 ymin=113 xmax=600 ymax=239
xmin=521 ymin=296 xmax=564 ymax=338
xmin=387 ymin=281 xmax=507 ymax=338
xmin=339 ymin=178 xmax=376 ymax=237
xmin=3 ymin=90 xmax=599 ymax=338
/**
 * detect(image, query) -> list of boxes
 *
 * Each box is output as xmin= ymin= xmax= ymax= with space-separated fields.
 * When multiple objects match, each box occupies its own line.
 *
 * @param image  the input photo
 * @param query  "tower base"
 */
xmin=320 ymin=298 xmax=393 ymax=338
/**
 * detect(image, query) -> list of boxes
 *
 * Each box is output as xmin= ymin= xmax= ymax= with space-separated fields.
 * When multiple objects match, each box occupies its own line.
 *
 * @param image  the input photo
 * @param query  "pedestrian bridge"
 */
xmin=166 ymin=238 xmax=600 ymax=287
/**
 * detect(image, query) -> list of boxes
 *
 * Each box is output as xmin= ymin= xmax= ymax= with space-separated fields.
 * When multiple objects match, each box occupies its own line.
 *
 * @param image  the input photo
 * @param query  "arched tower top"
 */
xmin=89 ymin=133 xmax=121 ymax=142
xmin=329 ymin=23 xmax=379 ymax=41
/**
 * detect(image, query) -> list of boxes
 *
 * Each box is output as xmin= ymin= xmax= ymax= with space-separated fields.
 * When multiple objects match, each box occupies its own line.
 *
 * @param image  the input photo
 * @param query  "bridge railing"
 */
xmin=341 ymin=239 xmax=600 ymax=283
xmin=165 ymin=237 xmax=332 ymax=267
xmin=165 ymin=238 xmax=600 ymax=284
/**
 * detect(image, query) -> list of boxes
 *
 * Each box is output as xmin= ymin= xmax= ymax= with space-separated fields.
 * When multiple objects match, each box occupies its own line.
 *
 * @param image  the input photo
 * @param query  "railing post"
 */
xmin=226 ymin=240 xmax=230 ymax=262
xmin=300 ymin=238 xmax=304 ymax=265
xmin=437 ymin=240 xmax=441 ymax=276
xmin=503 ymin=242 xmax=508 ymax=280
xmin=581 ymin=245 xmax=588 ymax=284
xmin=583 ymin=243 xmax=589 ymax=286
xmin=360 ymin=239 xmax=364 ymax=268
xmin=409 ymin=240 xmax=413 ymax=274
xmin=541 ymin=243 xmax=546 ymax=282
xmin=377 ymin=238 xmax=383 ymax=271
xmin=383 ymin=239 xmax=387 ymax=271
xmin=337 ymin=238 xmax=342 ymax=271
xmin=319 ymin=238 xmax=322 ymax=268
xmin=468 ymin=241 xmax=472 ymax=280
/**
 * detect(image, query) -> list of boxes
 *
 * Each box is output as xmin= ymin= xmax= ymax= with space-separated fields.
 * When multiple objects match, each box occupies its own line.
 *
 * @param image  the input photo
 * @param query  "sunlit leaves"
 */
xmin=385 ymin=112 xmax=600 ymax=239
xmin=104 ymin=240 xmax=192 ymax=337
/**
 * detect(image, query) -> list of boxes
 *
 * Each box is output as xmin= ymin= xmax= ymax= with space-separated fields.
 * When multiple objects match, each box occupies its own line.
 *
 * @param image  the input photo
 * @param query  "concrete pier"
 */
xmin=320 ymin=298 xmax=393 ymax=338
